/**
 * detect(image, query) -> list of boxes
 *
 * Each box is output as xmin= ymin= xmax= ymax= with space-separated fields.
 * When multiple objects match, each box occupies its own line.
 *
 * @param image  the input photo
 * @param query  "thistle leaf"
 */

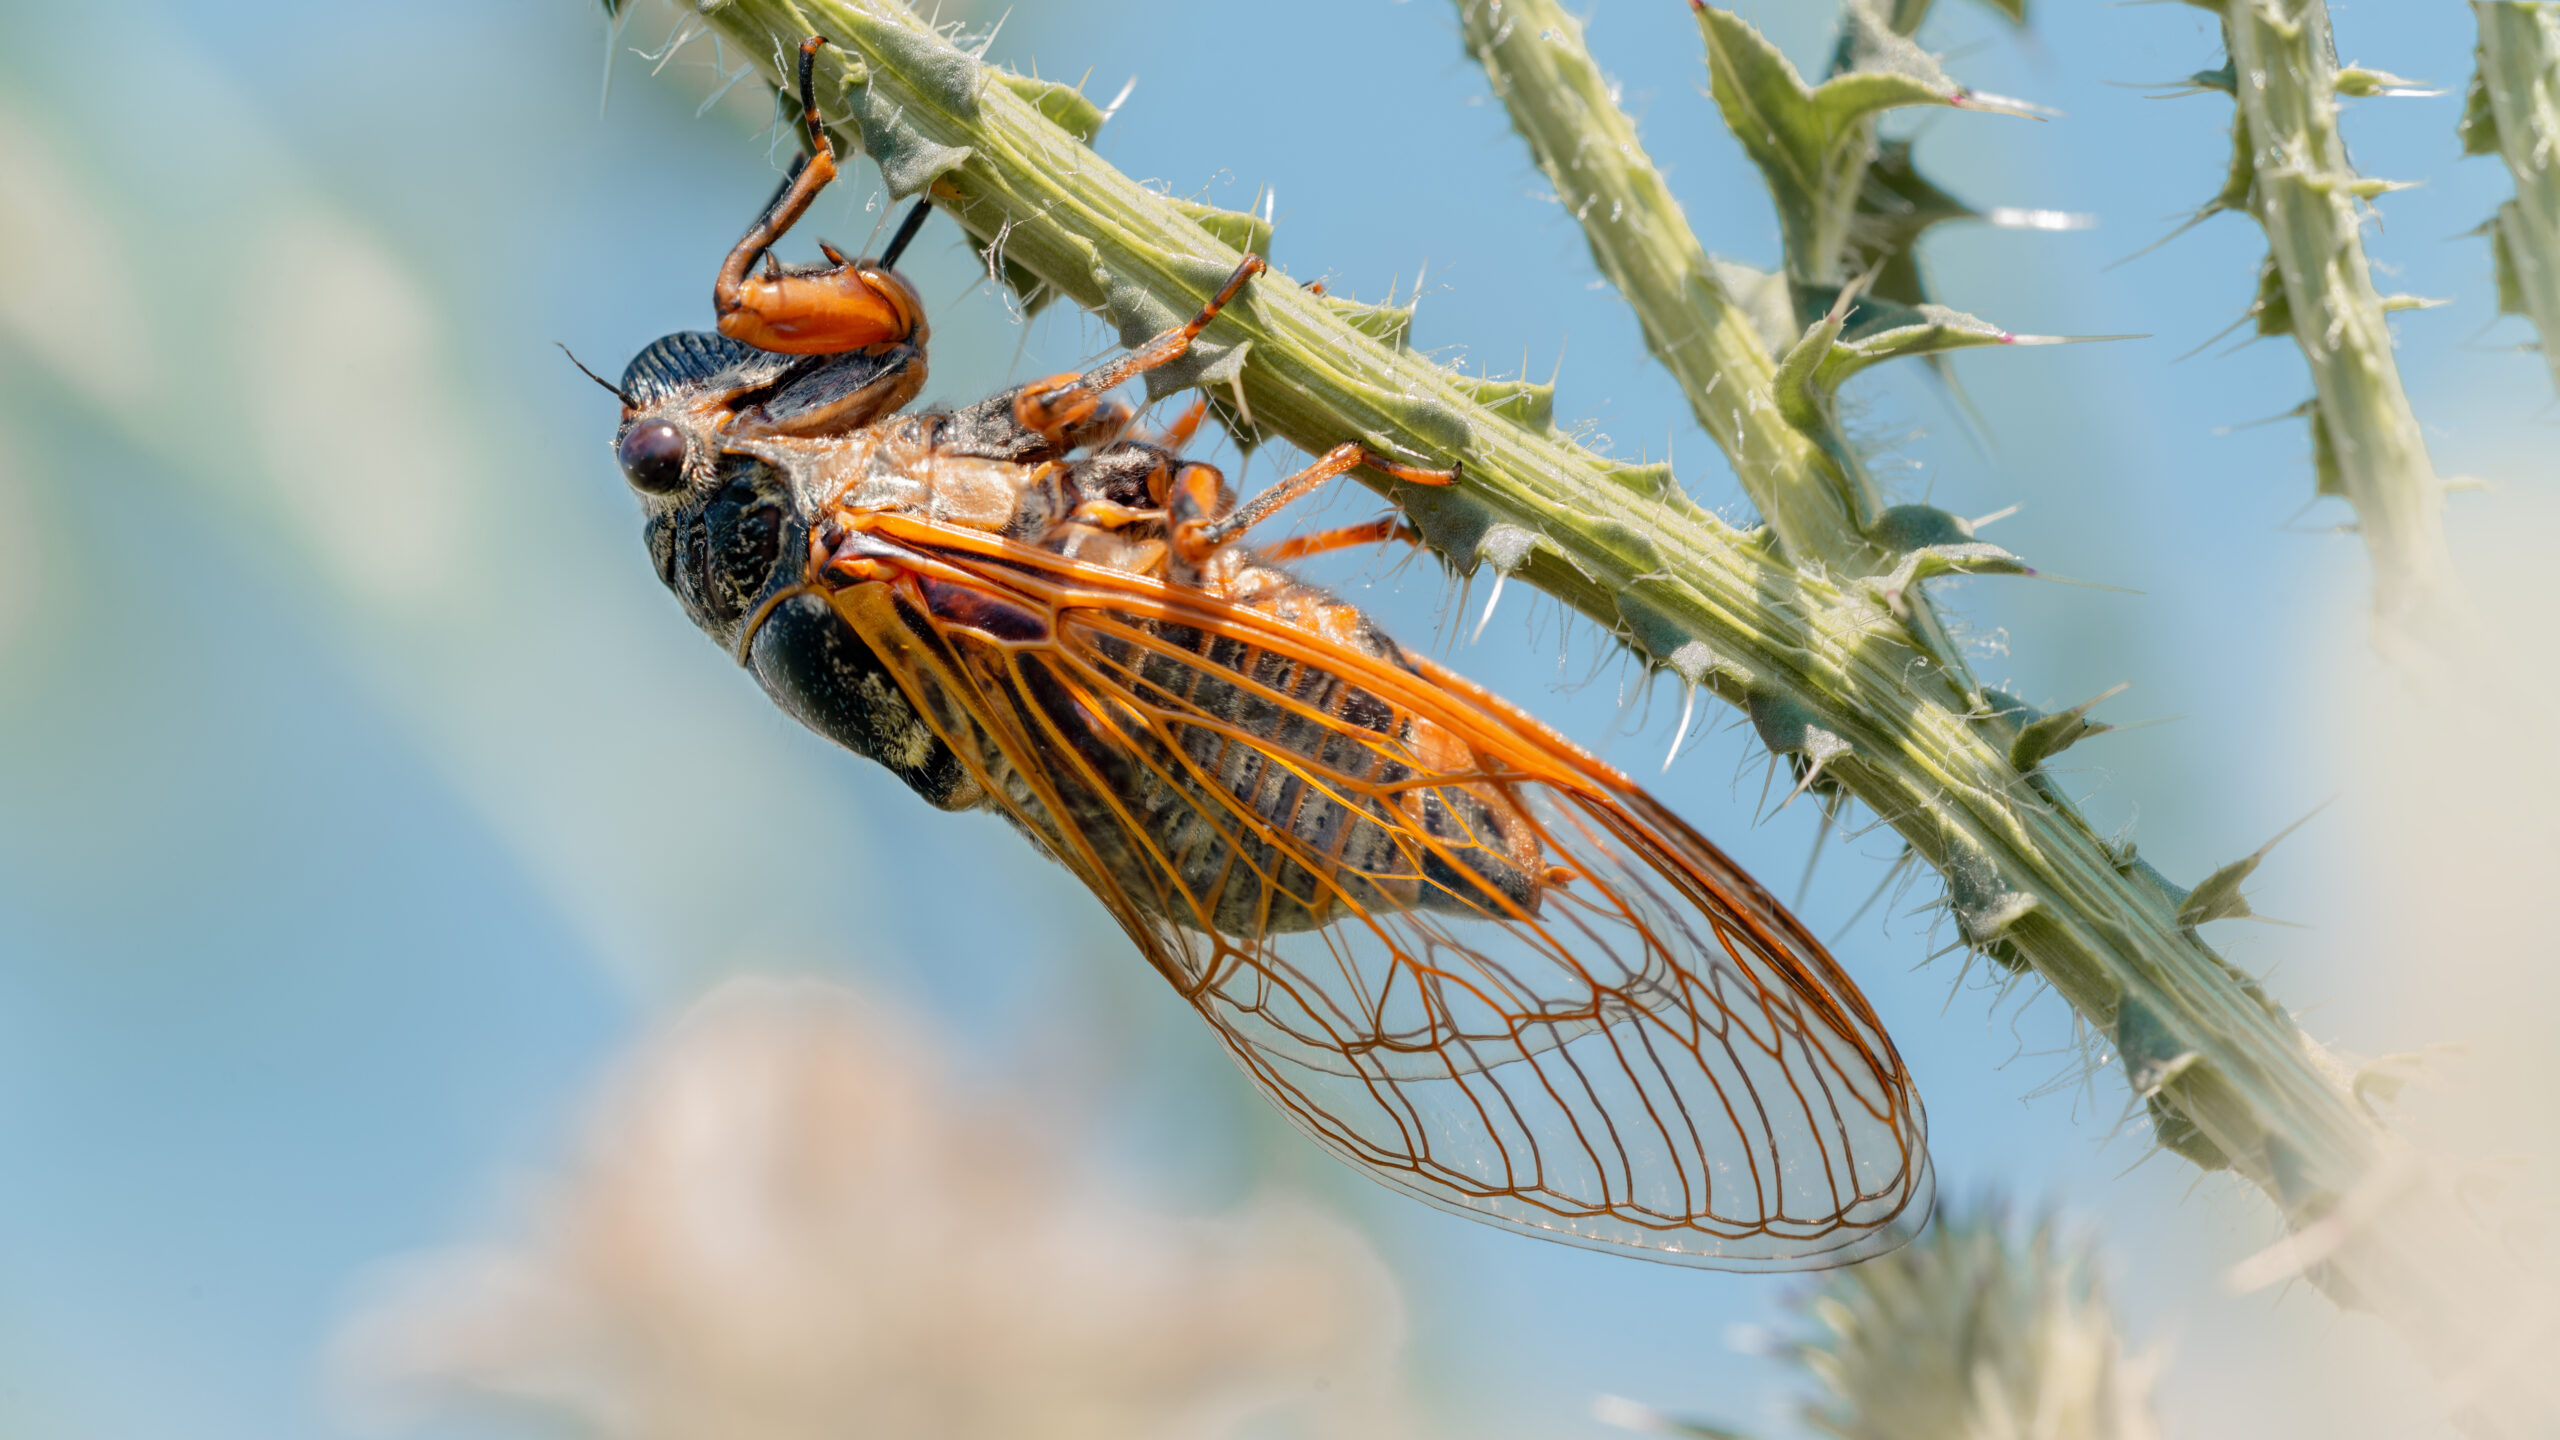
xmin=2459 ymin=68 xmax=2502 ymax=155
xmin=1695 ymin=4 xmax=2034 ymax=280
xmin=2176 ymin=807 xmax=2323 ymax=927
xmin=1167 ymin=197 xmax=1272 ymax=263
xmin=1321 ymin=296 xmax=1414 ymax=350
xmin=1448 ymin=375 xmax=1556 ymax=433
xmin=2009 ymin=682 xmax=2130 ymax=772
xmin=997 ymin=73 xmax=1102 ymax=143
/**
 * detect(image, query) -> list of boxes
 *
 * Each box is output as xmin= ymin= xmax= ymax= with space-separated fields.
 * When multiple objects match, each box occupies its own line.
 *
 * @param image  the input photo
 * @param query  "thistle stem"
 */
xmin=2470 ymin=1 xmax=2560 ymax=397
xmin=2220 ymin=0 xmax=2459 ymax=635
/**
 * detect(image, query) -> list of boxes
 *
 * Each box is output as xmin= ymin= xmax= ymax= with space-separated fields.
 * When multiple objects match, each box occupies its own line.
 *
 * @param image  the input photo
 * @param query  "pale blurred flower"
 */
xmin=334 ymin=978 xmax=1419 ymax=1440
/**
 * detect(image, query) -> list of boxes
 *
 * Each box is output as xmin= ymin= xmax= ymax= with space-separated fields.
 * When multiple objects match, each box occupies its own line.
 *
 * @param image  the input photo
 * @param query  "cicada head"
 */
xmin=608 ymin=328 xmax=975 ymax=811
xmin=612 ymin=332 xmax=808 ymax=651
xmin=612 ymin=330 xmax=923 ymax=642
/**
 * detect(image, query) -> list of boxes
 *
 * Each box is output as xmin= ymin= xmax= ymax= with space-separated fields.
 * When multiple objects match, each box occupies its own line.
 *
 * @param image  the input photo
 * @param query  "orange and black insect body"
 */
xmin=600 ymin=36 xmax=1931 ymax=1270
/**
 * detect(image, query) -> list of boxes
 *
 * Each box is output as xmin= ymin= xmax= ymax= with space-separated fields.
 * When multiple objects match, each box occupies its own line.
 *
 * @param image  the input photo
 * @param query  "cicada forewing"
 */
xmin=815 ymin=512 xmax=1932 ymax=1271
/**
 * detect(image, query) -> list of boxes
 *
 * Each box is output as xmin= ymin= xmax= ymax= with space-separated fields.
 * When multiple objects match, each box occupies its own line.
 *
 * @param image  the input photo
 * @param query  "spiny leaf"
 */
xmin=2253 ymin=255 xmax=2291 ymax=336
xmin=2148 ymin=1092 xmax=2230 ymax=1169
xmin=1167 ymin=197 xmax=1272 ymax=263
xmin=1772 ymin=287 xmax=2095 ymax=422
xmin=1320 ymin=295 xmax=1414 ymax=349
xmin=1747 ymin=688 xmax=1853 ymax=779
xmin=2176 ymin=807 xmax=2324 ymax=927
xmin=2490 ymin=209 xmax=2525 ymax=316
xmin=1601 ymin=459 xmax=1678 ymax=500
xmin=2309 ymin=398 xmax=2343 ymax=498
xmin=1859 ymin=505 xmax=2034 ymax=621
xmin=2333 ymin=65 xmax=2438 ymax=99
xmin=1448 ymin=375 xmax=1556 ymax=432
xmin=2009 ymin=682 xmax=2130 ymax=772
xmin=1852 ymin=139 xmax=1976 ymax=313
xmin=1813 ymin=305 xmax=2080 ymax=390
xmin=1772 ymin=292 xmax=1854 ymax=433
xmin=2208 ymin=107 xmax=2255 ymax=224
xmin=1944 ymin=846 xmax=2038 ymax=945
xmin=1694 ymin=4 xmax=2035 ymax=276
xmin=2115 ymin=997 xmax=2202 ymax=1100
xmin=1710 ymin=257 xmax=1799 ymax=359
xmin=2459 ymin=68 xmax=2502 ymax=155
xmin=997 ymin=72 xmax=1102 ymax=143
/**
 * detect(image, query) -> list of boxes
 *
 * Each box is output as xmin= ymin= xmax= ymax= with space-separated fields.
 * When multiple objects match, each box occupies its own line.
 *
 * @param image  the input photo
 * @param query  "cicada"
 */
xmin=593 ymin=37 xmax=1929 ymax=1269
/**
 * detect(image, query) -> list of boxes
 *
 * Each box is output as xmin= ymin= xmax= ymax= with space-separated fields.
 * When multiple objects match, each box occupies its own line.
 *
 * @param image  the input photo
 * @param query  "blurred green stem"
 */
xmin=2469 ymin=1 xmax=2560 ymax=396
xmin=2220 ymin=0 xmax=2458 ymax=635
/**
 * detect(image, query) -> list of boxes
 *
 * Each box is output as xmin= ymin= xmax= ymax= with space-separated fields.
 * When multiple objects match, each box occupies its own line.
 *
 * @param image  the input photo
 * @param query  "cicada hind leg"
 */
xmin=713 ymin=36 xmax=930 ymax=357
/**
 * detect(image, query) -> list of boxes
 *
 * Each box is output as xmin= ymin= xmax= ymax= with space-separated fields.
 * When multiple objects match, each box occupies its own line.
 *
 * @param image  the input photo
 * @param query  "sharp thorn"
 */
xmin=1662 ymin=682 xmax=1699 ymax=773
xmin=1470 ymin=571 xmax=1509 ymax=645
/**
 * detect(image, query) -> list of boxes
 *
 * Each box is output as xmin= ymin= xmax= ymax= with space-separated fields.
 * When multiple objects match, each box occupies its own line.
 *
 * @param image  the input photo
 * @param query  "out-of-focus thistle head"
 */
xmin=1787 ymin=1202 xmax=2164 ymax=1440
xmin=1599 ymin=1201 xmax=2163 ymax=1440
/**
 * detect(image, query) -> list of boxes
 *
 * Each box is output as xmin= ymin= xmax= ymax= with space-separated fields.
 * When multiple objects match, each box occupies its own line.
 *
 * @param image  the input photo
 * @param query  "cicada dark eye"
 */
xmin=619 ymin=419 xmax=690 ymax=494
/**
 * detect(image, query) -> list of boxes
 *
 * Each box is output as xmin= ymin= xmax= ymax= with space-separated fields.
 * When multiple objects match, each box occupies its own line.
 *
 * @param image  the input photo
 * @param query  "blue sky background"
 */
xmin=0 ymin=0 xmax=2550 ymax=1436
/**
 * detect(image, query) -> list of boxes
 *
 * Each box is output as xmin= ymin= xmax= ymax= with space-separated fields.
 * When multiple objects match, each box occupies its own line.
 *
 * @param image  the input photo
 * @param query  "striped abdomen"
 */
xmin=1013 ymin=579 xmax=1547 ymax=938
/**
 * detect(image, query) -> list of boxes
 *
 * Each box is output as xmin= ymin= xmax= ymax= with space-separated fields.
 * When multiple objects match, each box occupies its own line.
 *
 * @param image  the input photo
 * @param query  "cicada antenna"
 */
xmin=878 ymin=197 xmax=932 ymax=270
xmin=558 ymin=342 xmax=635 ymax=407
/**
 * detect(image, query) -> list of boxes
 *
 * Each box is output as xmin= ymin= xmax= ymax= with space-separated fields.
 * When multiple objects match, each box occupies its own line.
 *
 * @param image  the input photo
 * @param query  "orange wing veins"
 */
xmin=821 ymin=514 xmax=1931 ymax=1270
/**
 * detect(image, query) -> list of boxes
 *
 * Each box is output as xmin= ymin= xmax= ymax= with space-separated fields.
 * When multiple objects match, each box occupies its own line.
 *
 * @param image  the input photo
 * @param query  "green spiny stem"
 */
xmin=1452 ymin=0 xmax=2364 ymax=1177
xmin=683 ymin=0 xmax=2416 ymax=1339
xmin=1449 ymin=0 xmax=1868 ymax=578
xmin=2218 ymin=0 xmax=2458 ymax=632
xmin=1455 ymin=0 xmax=2545 ymax=1415
xmin=1441 ymin=0 xmax=2384 ymax=1284
xmin=2469 ymin=1 xmax=2560 ymax=397
xmin=1453 ymin=0 xmax=1978 ymax=681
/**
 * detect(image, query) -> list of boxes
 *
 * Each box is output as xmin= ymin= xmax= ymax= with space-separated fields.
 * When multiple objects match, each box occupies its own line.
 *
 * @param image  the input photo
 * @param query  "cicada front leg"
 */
xmin=713 ymin=36 xmax=929 ymax=357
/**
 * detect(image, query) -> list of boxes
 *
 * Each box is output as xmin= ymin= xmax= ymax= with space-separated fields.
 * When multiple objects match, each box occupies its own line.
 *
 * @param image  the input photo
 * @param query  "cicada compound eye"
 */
xmin=619 ymin=419 xmax=690 ymax=494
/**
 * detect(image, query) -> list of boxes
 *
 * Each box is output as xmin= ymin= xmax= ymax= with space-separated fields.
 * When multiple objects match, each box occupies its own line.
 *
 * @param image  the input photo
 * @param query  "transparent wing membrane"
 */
xmin=828 ymin=518 xmax=1931 ymax=1270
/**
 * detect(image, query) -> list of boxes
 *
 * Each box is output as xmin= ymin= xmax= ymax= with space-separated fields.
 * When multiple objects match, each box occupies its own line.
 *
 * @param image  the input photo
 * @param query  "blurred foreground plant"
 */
xmin=334 ymin=979 xmax=1418 ymax=1440
xmin=2463 ymin=1 xmax=2560 ymax=397
xmin=1599 ymin=1202 xmax=2164 ymax=1440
